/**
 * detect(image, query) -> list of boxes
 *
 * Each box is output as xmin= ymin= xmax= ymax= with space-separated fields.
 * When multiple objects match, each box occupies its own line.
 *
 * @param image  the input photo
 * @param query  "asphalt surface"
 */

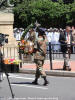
xmin=0 ymin=73 xmax=75 ymax=100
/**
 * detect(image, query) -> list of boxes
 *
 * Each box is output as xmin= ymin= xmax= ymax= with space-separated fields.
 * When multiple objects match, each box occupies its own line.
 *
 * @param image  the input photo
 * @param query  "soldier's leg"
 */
xmin=36 ymin=60 xmax=46 ymax=77
xmin=32 ymin=60 xmax=40 ymax=85
xmin=32 ymin=67 xmax=40 ymax=85
xmin=43 ymin=76 xmax=49 ymax=86
xmin=38 ymin=60 xmax=49 ymax=86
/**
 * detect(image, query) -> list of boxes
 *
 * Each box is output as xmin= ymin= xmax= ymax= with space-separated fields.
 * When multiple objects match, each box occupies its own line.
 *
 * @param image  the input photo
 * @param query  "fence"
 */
xmin=0 ymin=46 xmax=20 ymax=72
xmin=48 ymin=43 xmax=75 ymax=70
xmin=1 ymin=46 xmax=19 ymax=59
xmin=1 ymin=43 xmax=75 ymax=70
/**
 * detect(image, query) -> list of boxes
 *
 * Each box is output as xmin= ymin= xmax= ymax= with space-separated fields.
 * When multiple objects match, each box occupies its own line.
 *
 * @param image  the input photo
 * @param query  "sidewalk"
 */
xmin=19 ymin=60 xmax=75 ymax=77
xmin=21 ymin=60 xmax=75 ymax=71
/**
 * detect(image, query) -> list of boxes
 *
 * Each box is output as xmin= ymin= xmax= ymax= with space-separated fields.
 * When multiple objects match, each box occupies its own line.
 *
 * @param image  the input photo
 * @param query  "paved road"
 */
xmin=0 ymin=73 xmax=75 ymax=100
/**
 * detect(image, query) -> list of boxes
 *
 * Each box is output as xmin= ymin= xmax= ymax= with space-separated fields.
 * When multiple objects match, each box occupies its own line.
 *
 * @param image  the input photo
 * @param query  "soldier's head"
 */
xmin=37 ymin=28 xmax=46 ymax=36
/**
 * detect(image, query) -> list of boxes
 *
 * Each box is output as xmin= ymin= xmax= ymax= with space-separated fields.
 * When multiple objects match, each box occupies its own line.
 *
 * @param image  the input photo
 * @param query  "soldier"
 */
xmin=32 ymin=28 xmax=49 ymax=86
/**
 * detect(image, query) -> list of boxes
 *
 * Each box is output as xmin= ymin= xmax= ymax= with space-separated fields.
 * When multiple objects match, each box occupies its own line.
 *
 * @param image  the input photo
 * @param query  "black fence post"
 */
xmin=49 ymin=42 xmax=53 ymax=70
xmin=19 ymin=47 xmax=22 ymax=68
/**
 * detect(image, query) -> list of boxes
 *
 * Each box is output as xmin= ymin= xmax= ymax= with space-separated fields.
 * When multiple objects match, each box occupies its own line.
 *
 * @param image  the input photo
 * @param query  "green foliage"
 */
xmin=21 ymin=24 xmax=34 ymax=40
xmin=13 ymin=0 xmax=75 ymax=28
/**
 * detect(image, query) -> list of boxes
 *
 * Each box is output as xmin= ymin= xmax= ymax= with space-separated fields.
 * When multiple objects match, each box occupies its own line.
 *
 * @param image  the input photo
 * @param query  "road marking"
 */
xmin=11 ymin=84 xmax=48 ymax=90
xmin=3 ymin=73 xmax=34 ymax=80
xmin=3 ymin=73 xmax=19 ymax=77
xmin=9 ymin=76 xmax=34 ymax=80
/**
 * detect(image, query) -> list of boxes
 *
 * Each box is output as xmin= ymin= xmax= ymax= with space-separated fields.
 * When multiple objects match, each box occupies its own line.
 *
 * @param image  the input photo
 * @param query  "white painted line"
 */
xmin=11 ymin=84 xmax=48 ymax=90
xmin=3 ymin=73 xmax=19 ymax=77
xmin=9 ymin=73 xmax=19 ymax=77
xmin=9 ymin=76 xmax=34 ymax=80
xmin=3 ymin=73 xmax=34 ymax=80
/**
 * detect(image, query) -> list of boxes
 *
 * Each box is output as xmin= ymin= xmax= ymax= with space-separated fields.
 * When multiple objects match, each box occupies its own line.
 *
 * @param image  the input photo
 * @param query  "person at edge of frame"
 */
xmin=59 ymin=26 xmax=73 ymax=71
xmin=0 ymin=44 xmax=4 ymax=82
xmin=32 ymin=28 xmax=49 ymax=86
xmin=72 ymin=26 xmax=75 ymax=53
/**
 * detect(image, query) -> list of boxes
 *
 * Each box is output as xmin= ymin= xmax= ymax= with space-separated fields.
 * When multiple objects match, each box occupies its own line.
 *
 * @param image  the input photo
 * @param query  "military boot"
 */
xmin=43 ymin=76 xmax=49 ymax=86
xmin=32 ymin=78 xmax=38 ymax=85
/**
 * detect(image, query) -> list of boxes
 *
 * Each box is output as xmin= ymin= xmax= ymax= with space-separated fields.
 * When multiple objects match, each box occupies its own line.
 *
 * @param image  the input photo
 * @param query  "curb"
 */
xmin=19 ymin=68 xmax=75 ymax=77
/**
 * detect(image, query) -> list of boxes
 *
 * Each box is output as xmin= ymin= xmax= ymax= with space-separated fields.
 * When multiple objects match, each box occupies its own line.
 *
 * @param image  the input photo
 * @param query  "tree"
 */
xmin=13 ymin=0 xmax=75 ymax=28
xmin=63 ymin=0 xmax=74 ymax=4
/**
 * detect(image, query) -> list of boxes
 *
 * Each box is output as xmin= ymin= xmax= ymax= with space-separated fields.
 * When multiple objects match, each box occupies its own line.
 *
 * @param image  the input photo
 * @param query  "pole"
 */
xmin=49 ymin=42 xmax=52 ymax=70
xmin=5 ymin=73 xmax=14 ymax=98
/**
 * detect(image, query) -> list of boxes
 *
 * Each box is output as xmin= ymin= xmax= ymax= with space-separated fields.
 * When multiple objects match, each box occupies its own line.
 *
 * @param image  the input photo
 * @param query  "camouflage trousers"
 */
xmin=34 ymin=59 xmax=46 ymax=78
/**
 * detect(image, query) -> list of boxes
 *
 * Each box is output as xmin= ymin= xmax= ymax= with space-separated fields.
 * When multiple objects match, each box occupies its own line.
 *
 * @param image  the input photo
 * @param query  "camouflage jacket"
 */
xmin=34 ymin=35 xmax=48 ymax=60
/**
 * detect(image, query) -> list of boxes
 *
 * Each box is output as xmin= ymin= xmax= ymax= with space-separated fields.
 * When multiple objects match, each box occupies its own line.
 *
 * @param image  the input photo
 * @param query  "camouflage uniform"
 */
xmin=26 ymin=28 xmax=49 ymax=85
xmin=32 ymin=34 xmax=49 ymax=85
xmin=34 ymin=35 xmax=47 ymax=78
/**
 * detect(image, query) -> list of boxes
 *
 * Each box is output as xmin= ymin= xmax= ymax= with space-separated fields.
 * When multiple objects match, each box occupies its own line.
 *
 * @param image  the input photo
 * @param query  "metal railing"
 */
xmin=1 ymin=43 xmax=75 ymax=70
xmin=1 ymin=46 xmax=19 ymax=59
xmin=48 ymin=43 xmax=75 ymax=70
